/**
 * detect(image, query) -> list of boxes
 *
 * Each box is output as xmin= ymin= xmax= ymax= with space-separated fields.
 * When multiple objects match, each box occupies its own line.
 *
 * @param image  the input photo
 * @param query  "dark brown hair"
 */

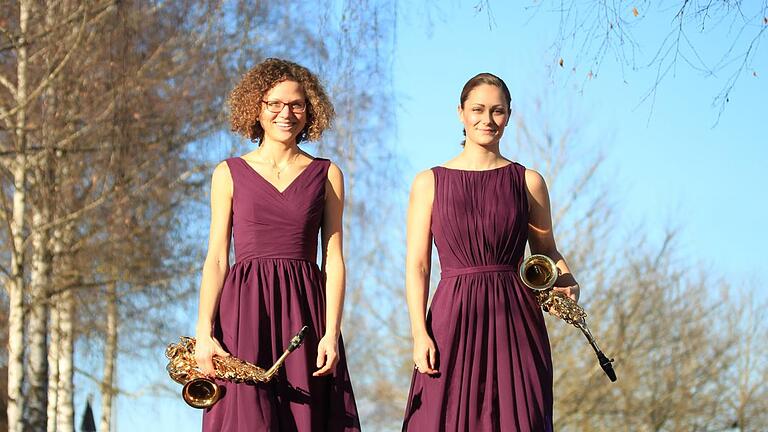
xmin=459 ymin=73 xmax=511 ymax=145
xmin=228 ymin=58 xmax=334 ymax=144
xmin=459 ymin=72 xmax=511 ymax=109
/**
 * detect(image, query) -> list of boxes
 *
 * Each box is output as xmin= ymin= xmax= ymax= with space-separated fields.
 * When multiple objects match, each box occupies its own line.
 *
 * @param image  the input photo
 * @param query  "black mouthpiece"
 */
xmin=287 ymin=326 xmax=309 ymax=352
xmin=597 ymin=351 xmax=617 ymax=382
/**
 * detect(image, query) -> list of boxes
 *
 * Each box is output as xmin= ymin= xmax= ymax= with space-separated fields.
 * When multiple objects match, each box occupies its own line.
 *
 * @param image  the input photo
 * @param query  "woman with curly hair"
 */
xmin=194 ymin=58 xmax=360 ymax=431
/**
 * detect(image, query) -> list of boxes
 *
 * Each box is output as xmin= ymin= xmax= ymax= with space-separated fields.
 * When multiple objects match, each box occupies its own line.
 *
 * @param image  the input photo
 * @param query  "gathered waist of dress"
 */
xmin=233 ymin=253 xmax=318 ymax=267
xmin=440 ymin=264 xmax=519 ymax=279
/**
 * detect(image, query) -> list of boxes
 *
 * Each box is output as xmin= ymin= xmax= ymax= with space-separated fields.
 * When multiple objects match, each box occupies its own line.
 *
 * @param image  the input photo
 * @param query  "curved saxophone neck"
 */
xmin=264 ymin=350 xmax=292 ymax=379
xmin=575 ymin=322 xmax=617 ymax=382
xmin=263 ymin=326 xmax=309 ymax=380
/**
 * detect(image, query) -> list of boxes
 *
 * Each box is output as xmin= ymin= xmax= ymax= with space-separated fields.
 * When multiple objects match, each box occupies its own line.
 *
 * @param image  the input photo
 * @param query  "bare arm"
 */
xmin=314 ymin=162 xmax=345 ymax=376
xmin=194 ymin=162 xmax=233 ymax=376
xmin=405 ymin=170 xmax=438 ymax=374
xmin=525 ymin=169 xmax=580 ymax=302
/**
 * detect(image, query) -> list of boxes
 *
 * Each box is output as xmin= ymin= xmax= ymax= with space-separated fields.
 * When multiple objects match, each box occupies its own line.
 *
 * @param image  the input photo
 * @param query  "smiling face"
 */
xmin=458 ymin=83 xmax=510 ymax=147
xmin=258 ymin=80 xmax=308 ymax=145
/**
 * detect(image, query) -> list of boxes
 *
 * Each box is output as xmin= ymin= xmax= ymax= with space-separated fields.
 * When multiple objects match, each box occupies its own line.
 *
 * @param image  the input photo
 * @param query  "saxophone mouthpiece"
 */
xmin=288 ymin=326 xmax=309 ymax=352
xmin=597 ymin=351 xmax=617 ymax=382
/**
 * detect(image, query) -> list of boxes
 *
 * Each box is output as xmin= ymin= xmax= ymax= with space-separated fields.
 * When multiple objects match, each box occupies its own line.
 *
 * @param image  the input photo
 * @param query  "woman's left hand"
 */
xmin=313 ymin=333 xmax=339 ymax=377
xmin=553 ymin=283 xmax=580 ymax=303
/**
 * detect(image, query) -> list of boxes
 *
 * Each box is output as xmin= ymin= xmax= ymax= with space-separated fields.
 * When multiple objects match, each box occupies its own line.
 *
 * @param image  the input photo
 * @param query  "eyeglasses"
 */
xmin=262 ymin=100 xmax=307 ymax=114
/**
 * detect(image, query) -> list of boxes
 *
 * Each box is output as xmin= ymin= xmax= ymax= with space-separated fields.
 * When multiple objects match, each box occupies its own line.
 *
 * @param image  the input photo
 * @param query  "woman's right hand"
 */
xmin=194 ymin=334 xmax=230 ymax=378
xmin=412 ymin=333 xmax=439 ymax=375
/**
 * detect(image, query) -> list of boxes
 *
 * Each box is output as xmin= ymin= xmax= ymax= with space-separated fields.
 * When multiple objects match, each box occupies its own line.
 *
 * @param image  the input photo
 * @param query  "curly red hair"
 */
xmin=228 ymin=58 xmax=334 ymax=143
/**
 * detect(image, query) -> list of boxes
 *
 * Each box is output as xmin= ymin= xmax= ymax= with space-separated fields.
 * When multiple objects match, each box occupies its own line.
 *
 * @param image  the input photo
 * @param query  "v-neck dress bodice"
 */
xmin=230 ymin=157 xmax=326 ymax=263
xmin=202 ymin=157 xmax=360 ymax=432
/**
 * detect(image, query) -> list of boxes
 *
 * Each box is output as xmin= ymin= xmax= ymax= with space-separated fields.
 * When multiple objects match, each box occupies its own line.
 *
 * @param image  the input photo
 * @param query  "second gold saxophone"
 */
xmin=520 ymin=255 xmax=617 ymax=382
xmin=165 ymin=326 xmax=309 ymax=408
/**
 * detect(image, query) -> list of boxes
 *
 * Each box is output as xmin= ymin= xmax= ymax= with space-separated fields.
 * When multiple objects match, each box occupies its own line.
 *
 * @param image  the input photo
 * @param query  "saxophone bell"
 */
xmin=519 ymin=254 xmax=559 ymax=291
xmin=182 ymin=377 xmax=221 ymax=409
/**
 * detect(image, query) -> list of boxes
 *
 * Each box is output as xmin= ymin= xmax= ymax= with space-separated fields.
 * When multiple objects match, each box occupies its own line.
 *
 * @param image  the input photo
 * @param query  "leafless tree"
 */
xmin=2 ymin=1 xmax=232 ymax=430
xmin=472 ymin=0 xmax=767 ymax=120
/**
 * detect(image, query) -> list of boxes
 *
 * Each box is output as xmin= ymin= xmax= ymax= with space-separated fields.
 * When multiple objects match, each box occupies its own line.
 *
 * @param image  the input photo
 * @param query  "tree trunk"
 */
xmin=52 ymin=207 xmax=75 ymax=431
xmin=27 ymin=209 xmax=51 ymax=431
xmin=52 ymin=165 xmax=75 ymax=432
xmin=7 ymin=1 xmax=31 ymax=431
xmin=56 ymin=285 xmax=74 ymax=432
xmin=100 ymin=282 xmax=118 ymax=432
xmin=7 ymin=162 xmax=28 ymax=432
xmin=43 ymin=0 xmax=60 ymax=427
xmin=47 ymin=299 xmax=60 ymax=432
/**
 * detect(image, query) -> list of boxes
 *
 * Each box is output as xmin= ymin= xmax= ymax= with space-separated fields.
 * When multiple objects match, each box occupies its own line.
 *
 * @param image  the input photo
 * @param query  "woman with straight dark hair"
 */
xmin=402 ymin=73 xmax=580 ymax=431
xmin=195 ymin=58 xmax=360 ymax=431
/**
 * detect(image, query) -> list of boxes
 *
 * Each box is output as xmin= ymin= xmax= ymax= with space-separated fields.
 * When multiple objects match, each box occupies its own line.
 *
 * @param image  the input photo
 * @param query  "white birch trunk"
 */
xmin=27 ymin=208 xmax=51 ymax=430
xmin=8 ymin=163 xmax=28 ymax=432
xmin=44 ymin=0 xmax=60 ymax=427
xmin=51 ymin=181 xmax=74 ymax=432
xmin=100 ymin=282 xmax=118 ymax=432
xmin=7 ymin=1 xmax=31 ymax=431
xmin=52 ymin=139 xmax=75 ymax=431
xmin=56 ymin=285 xmax=74 ymax=432
xmin=47 ymin=299 xmax=60 ymax=432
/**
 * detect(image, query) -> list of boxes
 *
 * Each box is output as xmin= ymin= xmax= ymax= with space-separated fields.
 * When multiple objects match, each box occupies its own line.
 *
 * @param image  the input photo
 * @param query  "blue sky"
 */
xmin=101 ymin=2 xmax=767 ymax=430
xmin=393 ymin=3 xmax=767 ymax=285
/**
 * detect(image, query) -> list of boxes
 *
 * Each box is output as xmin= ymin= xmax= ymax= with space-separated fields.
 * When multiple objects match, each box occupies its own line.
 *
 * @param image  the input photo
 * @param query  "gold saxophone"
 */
xmin=520 ymin=255 xmax=617 ymax=382
xmin=165 ymin=326 xmax=308 ymax=408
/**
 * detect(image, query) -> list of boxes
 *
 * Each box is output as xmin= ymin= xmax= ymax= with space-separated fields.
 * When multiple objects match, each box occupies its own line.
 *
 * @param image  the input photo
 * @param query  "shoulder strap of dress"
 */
xmin=513 ymin=161 xmax=527 ymax=188
xmin=431 ymin=165 xmax=445 ymax=191
xmin=304 ymin=157 xmax=332 ymax=189
xmin=511 ymin=162 xmax=530 ymax=215
xmin=224 ymin=157 xmax=247 ymax=182
xmin=314 ymin=157 xmax=331 ymax=173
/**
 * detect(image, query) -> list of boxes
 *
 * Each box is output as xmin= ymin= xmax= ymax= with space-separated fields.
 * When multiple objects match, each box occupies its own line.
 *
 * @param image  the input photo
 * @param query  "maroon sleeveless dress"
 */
xmin=202 ymin=157 xmax=360 ymax=432
xmin=402 ymin=163 xmax=554 ymax=432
